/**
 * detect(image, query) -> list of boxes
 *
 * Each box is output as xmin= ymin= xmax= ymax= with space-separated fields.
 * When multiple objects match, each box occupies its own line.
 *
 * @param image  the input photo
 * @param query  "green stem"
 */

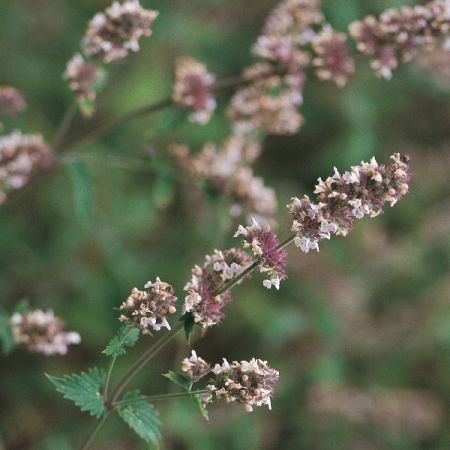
xmin=53 ymin=103 xmax=78 ymax=152
xmin=109 ymin=325 xmax=183 ymax=405
xmin=79 ymin=412 xmax=110 ymax=450
xmin=104 ymin=355 xmax=117 ymax=401
xmin=112 ymin=390 xmax=208 ymax=408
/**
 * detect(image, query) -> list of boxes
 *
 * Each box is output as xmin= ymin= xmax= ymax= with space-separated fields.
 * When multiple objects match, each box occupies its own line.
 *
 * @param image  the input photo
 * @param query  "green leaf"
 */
xmin=180 ymin=313 xmax=195 ymax=342
xmin=163 ymin=371 xmax=192 ymax=391
xmin=0 ymin=312 xmax=14 ymax=354
xmin=103 ymin=326 xmax=140 ymax=357
xmin=117 ymin=391 xmax=161 ymax=445
xmin=47 ymin=367 xmax=106 ymax=418
xmin=67 ymin=160 xmax=93 ymax=222
xmin=192 ymin=394 xmax=209 ymax=422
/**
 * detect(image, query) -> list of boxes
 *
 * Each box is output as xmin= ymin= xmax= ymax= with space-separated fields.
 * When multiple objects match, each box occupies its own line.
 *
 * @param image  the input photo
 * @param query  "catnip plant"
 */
xmin=0 ymin=0 xmax=447 ymax=448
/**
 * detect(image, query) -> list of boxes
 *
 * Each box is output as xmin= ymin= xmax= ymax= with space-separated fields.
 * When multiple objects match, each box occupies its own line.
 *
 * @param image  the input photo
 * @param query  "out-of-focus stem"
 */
xmin=79 ymin=412 xmax=110 ymax=450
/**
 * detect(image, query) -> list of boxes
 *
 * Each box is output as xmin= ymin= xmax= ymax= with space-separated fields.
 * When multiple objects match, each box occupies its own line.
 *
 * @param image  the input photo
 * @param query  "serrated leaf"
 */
xmin=103 ymin=326 xmax=140 ymax=357
xmin=163 ymin=371 xmax=192 ymax=391
xmin=117 ymin=391 xmax=161 ymax=445
xmin=47 ymin=367 xmax=106 ymax=418
xmin=192 ymin=394 xmax=209 ymax=421
xmin=180 ymin=313 xmax=195 ymax=342
xmin=0 ymin=312 xmax=14 ymax=354
xmin=67 ymin=160 xmax=93 ymax=222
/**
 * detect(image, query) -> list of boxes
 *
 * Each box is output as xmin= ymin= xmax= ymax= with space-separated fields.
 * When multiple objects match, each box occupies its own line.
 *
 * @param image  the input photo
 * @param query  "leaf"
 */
xmin=47 ymin=367 xmax=106 ymax=418
xmin=67 ymin=160 xmax=93 ymax=222
xmin=192 ymin=394 xmax=209 ymax=422
xmin=180 ymin=313 xmax=195 ymax=342
xmin=117 ymin=391 xmax=161 ymax=445
xmin=103 ymin=326 xmax=140 ymax=357
xmin=163 ymin=371 xmax=192 ymax=391
xmin=0 ymin=312 xmax=14 ymax=354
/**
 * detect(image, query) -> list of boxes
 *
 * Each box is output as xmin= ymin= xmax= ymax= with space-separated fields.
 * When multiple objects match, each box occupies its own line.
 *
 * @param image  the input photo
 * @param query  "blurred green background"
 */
xmin=1 ymin=0 xmax=449 ymax=449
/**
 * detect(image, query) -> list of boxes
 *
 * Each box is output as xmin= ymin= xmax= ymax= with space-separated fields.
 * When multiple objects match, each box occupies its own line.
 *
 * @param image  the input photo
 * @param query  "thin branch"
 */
xmin=53 ymin=103 xmax=78 ymax=152
xmin=78 ymin=412 xmax=110 ymax=450
xmin=109 ymin=325 xmax=184 ymax=406
xmin=62 ymin=69 xmax=278 ymax=153
xmin=112 ymin=390 xmax=209 ymax=408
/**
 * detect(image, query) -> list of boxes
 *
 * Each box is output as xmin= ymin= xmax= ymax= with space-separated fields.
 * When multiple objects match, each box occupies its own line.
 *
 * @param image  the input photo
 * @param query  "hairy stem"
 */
xmin=79 ymin=412 xmax=110 ymax=450
xmin=112 ymin=390 xmax=209 ymax=408
xmin=109 ymin=325 xmax=183 ymax=405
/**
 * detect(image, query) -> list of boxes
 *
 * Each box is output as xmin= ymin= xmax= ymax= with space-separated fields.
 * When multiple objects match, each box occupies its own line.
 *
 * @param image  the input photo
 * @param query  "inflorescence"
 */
xmin=10 ymin=309 xmax=81 ymax=355
xmin=172 ymin=56 xmax=217 ymax=124
xmin=349 ymin=0 xmax=450 ymax=79
xmin=288 ymin=153 xmax=412 ymax=252
xmin=179 ymin=351 xmax=280 ymax=412
xmin=0 ymin=131 xmax=53 ymax=205
xmin=235 ymin=219 xmax=288 ymax=289
xmin=119 ymin=277 xmax=177 ymax=332
xmin=183 ymin=248 xmax=252 ymax=328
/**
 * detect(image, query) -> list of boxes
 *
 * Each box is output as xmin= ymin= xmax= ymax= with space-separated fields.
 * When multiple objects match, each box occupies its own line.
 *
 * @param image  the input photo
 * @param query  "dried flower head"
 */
xmin=0 ymin=132 xmax=53 ymax=205
xmin=0 ymin=86 xmax=27 ymax=117
xmin=10 ymin=309 xmax=81 ymax=355
xmin=181 ymin=350 xmax=211 ymax=381
xmin=119 ymin=277 xmax=177 ymax=332
xmin=311 ymin=27 xmax=355 ymax=86
xmin=349 ymin=0 xmax=450 ymax=79
xmin=64 ymin=53 xmax=101 ymax=102
xmin=183 ymin=248 xmax=252 ymax=328
xmin=82 ymin=0 xmax=158 ymax=63
xmin=208 ymin=358 xmax=279 ymax=412
xmin=173 ymin=56 xmax=216 ymax=124
xmin=235 ymin=219 xmax=288 ymax=289
xmin=287 ymin=153 xmax=412 ymax=252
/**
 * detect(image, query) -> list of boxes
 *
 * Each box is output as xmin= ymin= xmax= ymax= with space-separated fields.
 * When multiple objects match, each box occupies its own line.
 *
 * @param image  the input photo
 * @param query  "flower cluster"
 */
xmin=0 ymin=86 xmax=27 ymax=118
xmin=235 ymin=219 xmax=288 ymax=289
xmin=227 ymin=63 xmax=305 ymax=136
xmin=0 ymin=132 xmax=53 ymax=205
xmin=311 ymin=27 xmax=355 ymax=87
xmin=207 ymin=358 xmax=280 ymax=412
xmin=172 ymin=56 xmax=216 ymax=124
xmin=287 ymin=153 xmax=412 ymax=253
xmin=65 ymin=1 xmax=158 ymax=111
xmin=82 ymin=0 xmax=158 ymax=64
xmin=119 ymin=277 xmax=177 ymax=332
xmin=10 ymin=310 xmax=81 ymax=355
xmin=349 ymin=0 xmax=450 ymax=79
xmin=171 ymin=136 xmax=277 ymax=223
xmin=180 ymin=350 xmax=211 ymax=381
xmin=64 ymin=54 xmax=101 ymax=103
xmin=228 ymin=0 xmax=355 ymax=137
xmin=183 ymin=248 xmax=252 ymax=328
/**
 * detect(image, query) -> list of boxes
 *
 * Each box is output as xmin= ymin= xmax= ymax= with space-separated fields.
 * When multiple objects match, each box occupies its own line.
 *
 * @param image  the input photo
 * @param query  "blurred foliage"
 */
xmin=0 ymin=0 xmax=449 ymax=449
